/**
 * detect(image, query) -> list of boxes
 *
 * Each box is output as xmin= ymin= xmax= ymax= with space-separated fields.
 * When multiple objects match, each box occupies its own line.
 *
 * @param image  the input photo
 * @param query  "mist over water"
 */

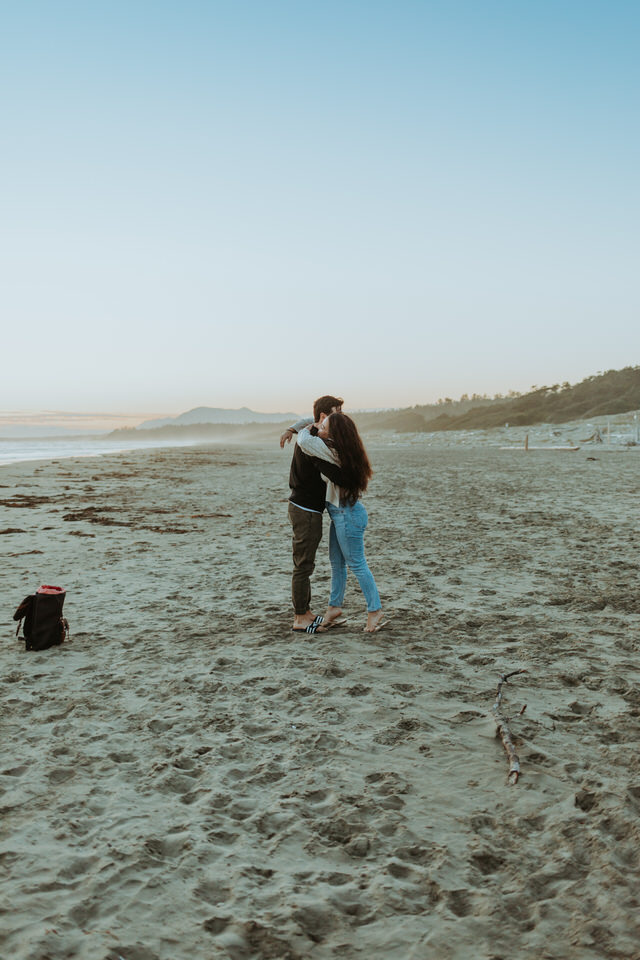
xmin=0 ymin=437 xmax=204 ymax=467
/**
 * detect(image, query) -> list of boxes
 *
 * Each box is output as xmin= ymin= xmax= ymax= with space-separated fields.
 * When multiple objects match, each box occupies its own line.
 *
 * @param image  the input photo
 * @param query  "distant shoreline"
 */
xmin=2 ymin=411 xmax=639 ymax=469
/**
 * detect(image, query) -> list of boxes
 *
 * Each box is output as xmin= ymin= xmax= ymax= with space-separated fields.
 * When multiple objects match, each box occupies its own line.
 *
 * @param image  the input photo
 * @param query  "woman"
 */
xmin=297 ymin=412 xmax=387 ymax=633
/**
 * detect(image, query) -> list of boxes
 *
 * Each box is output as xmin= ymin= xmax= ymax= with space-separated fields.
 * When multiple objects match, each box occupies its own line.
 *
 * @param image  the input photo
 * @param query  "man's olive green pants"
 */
xmin=288 ymin=502 xmax=323 ymax=615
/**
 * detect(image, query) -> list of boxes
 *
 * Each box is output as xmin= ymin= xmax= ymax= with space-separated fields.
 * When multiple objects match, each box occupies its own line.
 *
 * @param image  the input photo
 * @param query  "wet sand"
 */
xmin=2 ymin=441 xmax=640 ymax=959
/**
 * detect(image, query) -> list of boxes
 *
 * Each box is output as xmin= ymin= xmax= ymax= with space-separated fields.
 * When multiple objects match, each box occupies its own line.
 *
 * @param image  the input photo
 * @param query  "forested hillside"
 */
xmin=420 ymin=367 xmax=640 ymax=431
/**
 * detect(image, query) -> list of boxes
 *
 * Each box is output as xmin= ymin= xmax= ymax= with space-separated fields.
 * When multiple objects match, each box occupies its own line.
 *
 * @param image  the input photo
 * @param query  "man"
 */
xmin=280 ymin=395 xmax=343 ymax=632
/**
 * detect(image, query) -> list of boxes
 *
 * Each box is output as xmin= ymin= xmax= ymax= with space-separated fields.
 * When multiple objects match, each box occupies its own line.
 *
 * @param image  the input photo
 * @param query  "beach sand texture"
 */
xmin=2 ymin=441 xmax=640 ymax=959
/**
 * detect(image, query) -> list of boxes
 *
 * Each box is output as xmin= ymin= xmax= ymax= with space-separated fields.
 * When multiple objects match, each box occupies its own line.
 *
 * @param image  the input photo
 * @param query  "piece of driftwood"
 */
xmin=580 ymin=428 xmax=603 ymax=443
xmin=500 ymin=433 xmax=580 ymax=452
xmin=493 ymin=669 xmax=527 ymax=784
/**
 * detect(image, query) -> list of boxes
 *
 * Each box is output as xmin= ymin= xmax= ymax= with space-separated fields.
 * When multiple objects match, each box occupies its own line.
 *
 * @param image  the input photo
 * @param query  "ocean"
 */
xmin=0 ymin=436 xmax=200 ymax=467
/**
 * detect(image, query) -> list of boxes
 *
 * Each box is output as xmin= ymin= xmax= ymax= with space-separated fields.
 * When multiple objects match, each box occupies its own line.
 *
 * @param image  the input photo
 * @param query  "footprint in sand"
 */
xmin=346 ymin=683 xmax=370 ymax=696
xmin=47 ymin=766 xmax=76 ymax=783
xmin=203 ymin=915 xmax=229 ymax=935
xmin=386 ymin=859 xmax=413 ymax=879
xmin=446 ymin=888 xmax=472 ymax=917
xmin=469 ymin=850 xmax=507 ymax=875
xmin=373 ymin=718 xmax=422 ymax=745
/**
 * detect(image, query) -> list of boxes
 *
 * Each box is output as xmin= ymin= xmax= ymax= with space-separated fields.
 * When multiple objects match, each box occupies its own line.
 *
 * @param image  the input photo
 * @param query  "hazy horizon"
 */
xmin=2 ymin=361 xmax=637 ymax=435
xmin=0 ymin=395 xmax=456 ymax=435
xmin=2 ymin=2 xmax=638 ymax=414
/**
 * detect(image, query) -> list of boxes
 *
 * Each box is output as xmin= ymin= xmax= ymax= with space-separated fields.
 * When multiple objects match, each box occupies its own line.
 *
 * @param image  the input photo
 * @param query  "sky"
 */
xmin=2 ymin=0 xmax=638 ymax=423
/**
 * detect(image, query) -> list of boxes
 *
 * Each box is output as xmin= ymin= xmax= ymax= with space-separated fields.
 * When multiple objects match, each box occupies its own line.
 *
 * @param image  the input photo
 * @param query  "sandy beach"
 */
xmin=2 ymin=439 xmax=640 ymax=959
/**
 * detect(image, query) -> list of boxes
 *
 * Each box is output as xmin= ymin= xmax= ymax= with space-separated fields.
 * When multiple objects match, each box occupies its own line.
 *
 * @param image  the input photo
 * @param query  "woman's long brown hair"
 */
xmin=326 ymin=412 xmax=372 ymax=505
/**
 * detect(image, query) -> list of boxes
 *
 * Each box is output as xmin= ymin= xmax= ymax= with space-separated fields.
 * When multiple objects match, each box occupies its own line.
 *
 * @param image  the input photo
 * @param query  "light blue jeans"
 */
xmin=326 ymin=500 xmax=381 ymax=612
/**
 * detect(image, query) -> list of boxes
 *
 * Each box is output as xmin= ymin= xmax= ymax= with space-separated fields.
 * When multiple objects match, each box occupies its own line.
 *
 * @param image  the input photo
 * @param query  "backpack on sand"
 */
xmin=13 ymin=585 xmax=69 ymax=652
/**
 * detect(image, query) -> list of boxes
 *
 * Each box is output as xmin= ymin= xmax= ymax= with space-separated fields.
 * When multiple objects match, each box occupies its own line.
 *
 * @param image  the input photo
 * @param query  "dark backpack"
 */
xmin=13 ymin=587 xmax=69 ymax=651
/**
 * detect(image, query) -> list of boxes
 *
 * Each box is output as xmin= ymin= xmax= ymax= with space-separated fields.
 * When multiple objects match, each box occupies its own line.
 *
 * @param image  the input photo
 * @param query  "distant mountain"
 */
xmin=138 ymin=406 xmax=301 ymax=429
xmin=107 ymin=421 xmax=285 ymax=442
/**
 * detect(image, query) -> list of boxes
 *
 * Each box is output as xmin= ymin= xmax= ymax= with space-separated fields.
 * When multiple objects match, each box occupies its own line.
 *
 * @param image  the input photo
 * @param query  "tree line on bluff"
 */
xmin=400 ymin=366 xmax=640 ymax=432
xmin=352 ymin=366 xmax=640 ymax=432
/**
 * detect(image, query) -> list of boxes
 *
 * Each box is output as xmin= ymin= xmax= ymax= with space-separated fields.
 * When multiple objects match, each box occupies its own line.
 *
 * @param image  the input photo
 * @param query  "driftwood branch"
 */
xmin=493 ymin=669 xmax=528 ymax=785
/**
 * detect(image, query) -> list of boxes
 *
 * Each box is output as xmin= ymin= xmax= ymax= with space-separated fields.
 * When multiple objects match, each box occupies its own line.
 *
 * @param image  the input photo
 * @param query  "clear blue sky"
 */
xmin=2 ymin=0 xmax=638 ymax=418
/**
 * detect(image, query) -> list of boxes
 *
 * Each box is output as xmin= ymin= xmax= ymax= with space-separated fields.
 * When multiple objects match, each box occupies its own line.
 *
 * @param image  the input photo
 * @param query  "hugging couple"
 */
xmin=280 ymin=394 xmax=387 ymax=635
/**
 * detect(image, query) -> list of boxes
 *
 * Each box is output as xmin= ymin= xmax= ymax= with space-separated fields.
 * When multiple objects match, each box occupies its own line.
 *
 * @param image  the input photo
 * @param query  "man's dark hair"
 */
xmin=313 ymin=395 xmax=343 ymax=421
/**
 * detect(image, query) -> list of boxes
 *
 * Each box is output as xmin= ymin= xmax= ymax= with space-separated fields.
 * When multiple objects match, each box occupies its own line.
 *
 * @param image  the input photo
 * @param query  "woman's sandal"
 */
xmin=363 ymin=614 xmax=393 ymax=633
